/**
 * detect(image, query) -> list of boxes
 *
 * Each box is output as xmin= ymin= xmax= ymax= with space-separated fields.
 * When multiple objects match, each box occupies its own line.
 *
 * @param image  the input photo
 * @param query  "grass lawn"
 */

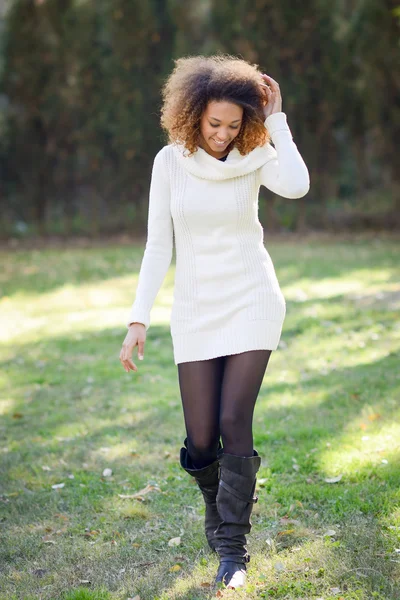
xmin=0 ymin=233 xmax=399 ymax=600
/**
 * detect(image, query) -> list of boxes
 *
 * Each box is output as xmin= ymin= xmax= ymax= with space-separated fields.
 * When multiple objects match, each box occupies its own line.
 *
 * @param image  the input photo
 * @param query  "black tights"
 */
xmin=177 ymin=350 xmax=272 ymax=468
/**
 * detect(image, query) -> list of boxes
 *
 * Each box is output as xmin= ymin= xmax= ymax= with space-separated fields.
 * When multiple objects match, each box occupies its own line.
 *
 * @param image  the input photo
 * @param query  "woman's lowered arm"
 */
xmin=126 ymin=149 xmax=173 ymax=330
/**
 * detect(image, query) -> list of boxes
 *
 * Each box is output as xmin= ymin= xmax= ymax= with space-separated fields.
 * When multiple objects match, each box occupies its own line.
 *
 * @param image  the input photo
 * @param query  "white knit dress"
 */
xmin=127 ymin=112 xmax=310 ymax=365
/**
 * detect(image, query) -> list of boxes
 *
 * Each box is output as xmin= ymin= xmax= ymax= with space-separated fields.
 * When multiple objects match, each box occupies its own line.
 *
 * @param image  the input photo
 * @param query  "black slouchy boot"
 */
xmin=179 ymin=438 xmax=223 ymax=552
xmin=213 ymin=450 xmax=261 ymax=589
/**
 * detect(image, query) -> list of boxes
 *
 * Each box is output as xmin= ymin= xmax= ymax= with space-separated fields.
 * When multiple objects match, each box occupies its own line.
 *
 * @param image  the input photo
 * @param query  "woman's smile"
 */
xmin=211 ymin=138 xmax=229 ymax=146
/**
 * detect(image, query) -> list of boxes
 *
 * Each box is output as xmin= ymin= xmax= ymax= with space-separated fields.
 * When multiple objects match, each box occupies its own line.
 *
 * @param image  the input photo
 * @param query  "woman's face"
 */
xmin=198 ymin=100 xmax=243 ymax=158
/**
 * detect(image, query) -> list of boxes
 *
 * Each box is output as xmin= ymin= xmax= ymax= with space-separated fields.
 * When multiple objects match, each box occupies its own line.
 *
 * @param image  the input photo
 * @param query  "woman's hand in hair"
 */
xmin=119 ymin=323 xmax=146 ymax=373
xmin=260 ymin=74 xmax=282 ymax=119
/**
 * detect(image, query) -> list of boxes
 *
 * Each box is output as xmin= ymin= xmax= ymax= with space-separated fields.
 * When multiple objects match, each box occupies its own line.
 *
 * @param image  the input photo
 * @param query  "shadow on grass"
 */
xmin=1 ymin=320 xmax=399 ymax=472
xmin=1 ymin=319 xmax=400 ymax=596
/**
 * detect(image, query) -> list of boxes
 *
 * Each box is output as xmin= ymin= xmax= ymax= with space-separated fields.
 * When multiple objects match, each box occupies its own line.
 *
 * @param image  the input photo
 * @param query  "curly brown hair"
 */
xmin=160 ymin=54 xmax=270 ymax=156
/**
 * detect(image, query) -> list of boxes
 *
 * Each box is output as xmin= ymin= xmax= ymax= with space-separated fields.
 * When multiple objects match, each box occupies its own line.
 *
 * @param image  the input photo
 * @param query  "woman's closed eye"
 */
xmin=209 ymin=123 xmax=239 ymax=130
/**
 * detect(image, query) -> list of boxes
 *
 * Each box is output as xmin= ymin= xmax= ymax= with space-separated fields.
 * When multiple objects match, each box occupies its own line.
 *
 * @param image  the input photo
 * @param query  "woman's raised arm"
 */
xmin=260 ymin=112 xmax=310 ymax=199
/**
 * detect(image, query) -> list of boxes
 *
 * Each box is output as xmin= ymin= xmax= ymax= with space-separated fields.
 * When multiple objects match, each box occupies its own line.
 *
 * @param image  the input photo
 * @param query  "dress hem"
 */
xmin=171 ymin=319 xmax=284 ymax=365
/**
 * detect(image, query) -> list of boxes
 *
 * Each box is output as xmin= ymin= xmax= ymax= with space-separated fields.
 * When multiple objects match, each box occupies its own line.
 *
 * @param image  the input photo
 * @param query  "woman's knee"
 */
xmin=187 ymin=433 xmax=220 ymax=463
xmin=220 ymin=410 xmax=251 ymax=446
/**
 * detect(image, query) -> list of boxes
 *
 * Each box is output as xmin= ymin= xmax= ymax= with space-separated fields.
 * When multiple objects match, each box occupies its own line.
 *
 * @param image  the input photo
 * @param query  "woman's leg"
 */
xmin=178 ymin=356 xmax=226 ymax=551
xmin=214 ymin=349 xmax=272 ymax=589
xmin=177 ymin=355 xmax=225 ymax=468
xmin=220 ymin=350 xmax=272 ymax=456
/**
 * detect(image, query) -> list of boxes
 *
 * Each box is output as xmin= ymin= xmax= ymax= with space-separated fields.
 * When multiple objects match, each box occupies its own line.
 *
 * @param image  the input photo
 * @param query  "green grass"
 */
xmin=0 ymin=233 xmax=399 ymax=600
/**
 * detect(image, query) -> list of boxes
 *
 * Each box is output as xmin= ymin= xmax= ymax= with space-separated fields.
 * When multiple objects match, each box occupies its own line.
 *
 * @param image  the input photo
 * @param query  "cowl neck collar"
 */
xmin=171 ymin=139 xmax=275 ymax=181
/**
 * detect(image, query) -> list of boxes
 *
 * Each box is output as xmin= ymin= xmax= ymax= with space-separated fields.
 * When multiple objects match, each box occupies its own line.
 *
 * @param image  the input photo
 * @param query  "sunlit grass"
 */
xmin=0 ymin=235 xmax=400 ymax=599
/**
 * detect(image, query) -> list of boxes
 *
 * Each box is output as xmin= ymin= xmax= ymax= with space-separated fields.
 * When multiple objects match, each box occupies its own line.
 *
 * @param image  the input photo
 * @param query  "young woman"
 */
xmin=120 ymin=54 xmax=310 ymax=590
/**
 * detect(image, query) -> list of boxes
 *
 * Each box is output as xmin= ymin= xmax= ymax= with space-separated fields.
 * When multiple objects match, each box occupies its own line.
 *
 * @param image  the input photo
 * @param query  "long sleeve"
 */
xmin=126 ymin=149 xmax=173 ymax=330
xmin=259 ymin=112 xmax=310 ymax=199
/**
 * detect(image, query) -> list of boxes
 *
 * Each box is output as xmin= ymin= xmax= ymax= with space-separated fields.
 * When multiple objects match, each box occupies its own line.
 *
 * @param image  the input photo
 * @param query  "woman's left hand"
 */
xmin=260 ymin=74 xmax=282 ymax=119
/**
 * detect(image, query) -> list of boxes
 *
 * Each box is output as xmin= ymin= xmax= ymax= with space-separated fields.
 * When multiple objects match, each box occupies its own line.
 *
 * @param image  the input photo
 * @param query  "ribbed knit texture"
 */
xmin=127 ymin=112 xmax=310 ymax=365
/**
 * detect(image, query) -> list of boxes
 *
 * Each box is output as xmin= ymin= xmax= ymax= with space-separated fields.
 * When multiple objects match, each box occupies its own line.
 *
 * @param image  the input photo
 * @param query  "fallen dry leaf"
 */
xmin=200 ymin=581 xmax=211 ymax=587
xmin=265 ymin=537 xmax=273 ymax=547
xmin=32 ymin=569 xmax=47 ymax=578
xmin=118 ymin=483 xmax=161 ymax=501
xmin=84 ymin=530 xmax=100 ymax=537
xmin=168 ymin=536 xmax=181 ymax=547
xmin=169 ymin=564 xmax=181 ymax=572
xmin=368 ymin=413 xmax=381 ymax=421
xmin=324 ymin=475 xmax=343 ymax=484
xmin=280 ymin=517 xmax=300 ymax=525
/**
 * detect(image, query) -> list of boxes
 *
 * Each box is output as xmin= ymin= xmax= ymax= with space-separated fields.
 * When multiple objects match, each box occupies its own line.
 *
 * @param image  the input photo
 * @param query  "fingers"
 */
xmin=138 ymin=341 xmax=145 ymax=361
xmin=125 ymin=358 xmax=138 ymax=372
xmin=261 ymin=75 xmax=280 ymax=100
xmin=119 ymin=355 xmax=137 ymax=373
xmin=262 ymin=73 xmax=280 ymax=90
xmin=260 ymin=75 xmax=275 ymax=95
xmin=259 ymin=82 xmax=271 ymax=106
xmin=120 ymin=328 xmax=146 ymax=374
xmin=119 ymin=347 xmax=138 ymax=373
xmin=260 ymin=74 xmax=282 ymax=116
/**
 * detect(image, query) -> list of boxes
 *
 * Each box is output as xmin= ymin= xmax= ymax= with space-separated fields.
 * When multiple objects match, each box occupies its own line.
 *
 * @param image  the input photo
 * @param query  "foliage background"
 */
xmin=0 ymin=0 xmax=399 ymax=237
